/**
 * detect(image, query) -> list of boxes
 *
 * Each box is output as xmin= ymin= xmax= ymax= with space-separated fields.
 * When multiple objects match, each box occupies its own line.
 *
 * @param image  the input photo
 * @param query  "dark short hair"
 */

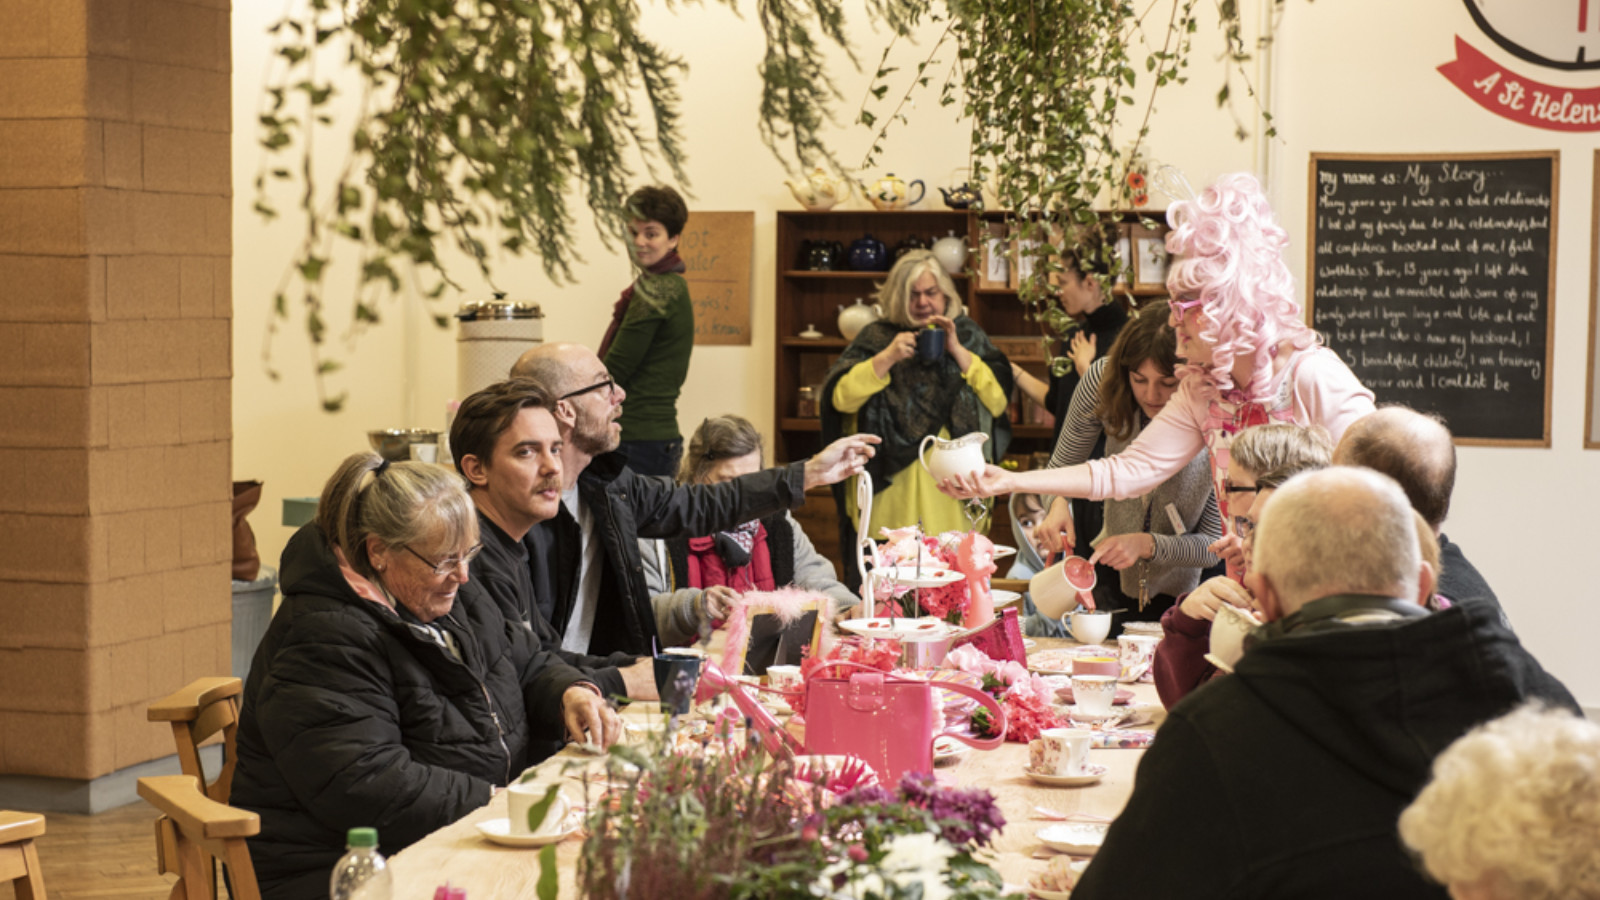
xmin=626 ymin=185 xmax=689 ymax=237
xmin=450 ymin=379 xmax=555 ymax=479
xmin=1061 ymin=220 xmax=1119 ymax=279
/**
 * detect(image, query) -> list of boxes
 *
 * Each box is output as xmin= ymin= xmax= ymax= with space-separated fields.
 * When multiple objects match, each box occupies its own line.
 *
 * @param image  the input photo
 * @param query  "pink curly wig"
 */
xmin=1165 ymin=172 xmax=1316 ymax=402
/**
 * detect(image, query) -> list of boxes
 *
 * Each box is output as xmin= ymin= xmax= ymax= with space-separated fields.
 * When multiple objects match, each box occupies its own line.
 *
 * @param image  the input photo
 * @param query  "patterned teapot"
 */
xmin=785 ymin=167 xmax=852 ymax=211
xmin=860 ymin=173 xmax=926 ymax=211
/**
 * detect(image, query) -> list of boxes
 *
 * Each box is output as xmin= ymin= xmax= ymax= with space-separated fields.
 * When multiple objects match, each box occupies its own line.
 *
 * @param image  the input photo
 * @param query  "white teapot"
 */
xmin=836 ymin=297 xmax=882 ymax=340
xmin=917 ymin=432 xmax=989 ymax=483
xmin=785 ymin=167 xmax=851 ymax=211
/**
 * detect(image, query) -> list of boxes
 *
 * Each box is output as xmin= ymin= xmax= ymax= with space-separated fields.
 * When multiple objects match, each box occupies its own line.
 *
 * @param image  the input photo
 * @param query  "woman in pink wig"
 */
xmin=941 ymin=173 xmax=1374 ymax=557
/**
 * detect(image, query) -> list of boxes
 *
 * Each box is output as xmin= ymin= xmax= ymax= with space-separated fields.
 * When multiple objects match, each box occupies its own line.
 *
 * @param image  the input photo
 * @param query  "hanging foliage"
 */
xmin=255 ymin=0 xmax=1270 ymax=409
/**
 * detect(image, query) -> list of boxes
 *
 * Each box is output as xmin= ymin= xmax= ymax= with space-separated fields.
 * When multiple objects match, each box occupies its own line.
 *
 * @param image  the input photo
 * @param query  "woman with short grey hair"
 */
xmin=232 ymin=453 xmax=617 ymax=900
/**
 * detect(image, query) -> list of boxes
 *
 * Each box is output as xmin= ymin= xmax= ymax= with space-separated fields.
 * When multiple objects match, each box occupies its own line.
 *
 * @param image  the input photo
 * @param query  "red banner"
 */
xmin=1438 ymin=36 xmax=1600 ymax=132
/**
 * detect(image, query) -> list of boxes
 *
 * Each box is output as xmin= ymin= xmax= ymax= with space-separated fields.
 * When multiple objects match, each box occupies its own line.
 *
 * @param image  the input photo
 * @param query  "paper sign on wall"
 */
xmin=682 ymin=211 xmax=754 ymax=346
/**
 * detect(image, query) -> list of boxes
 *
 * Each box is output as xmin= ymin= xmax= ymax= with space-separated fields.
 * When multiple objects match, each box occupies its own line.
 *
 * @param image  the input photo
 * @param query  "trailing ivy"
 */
xmin=256 ymin=0 xmax=1272 ymax=409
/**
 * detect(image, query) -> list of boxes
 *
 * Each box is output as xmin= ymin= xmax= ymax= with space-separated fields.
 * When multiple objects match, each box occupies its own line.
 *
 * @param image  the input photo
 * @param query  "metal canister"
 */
xmin=456 ymin=294 xmax=543 ymax=399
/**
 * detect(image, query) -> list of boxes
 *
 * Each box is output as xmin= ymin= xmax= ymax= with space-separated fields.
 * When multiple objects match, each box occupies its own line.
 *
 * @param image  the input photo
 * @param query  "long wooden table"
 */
xmin=389 ymin=638 xmax=1159 ymax=898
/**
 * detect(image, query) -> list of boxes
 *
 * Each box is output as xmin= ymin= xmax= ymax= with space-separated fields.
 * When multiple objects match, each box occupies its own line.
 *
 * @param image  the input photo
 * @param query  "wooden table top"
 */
xmin=388 ymin=638 xmax=1158 ymax=898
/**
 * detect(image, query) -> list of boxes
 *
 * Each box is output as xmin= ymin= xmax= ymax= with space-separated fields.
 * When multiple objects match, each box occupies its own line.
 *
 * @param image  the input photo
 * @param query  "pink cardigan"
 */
xmin=1086 ymin=346 xmax=1374 ymax=503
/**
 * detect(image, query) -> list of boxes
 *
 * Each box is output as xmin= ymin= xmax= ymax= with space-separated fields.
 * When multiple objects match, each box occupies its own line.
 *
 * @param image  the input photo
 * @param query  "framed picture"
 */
xmin=979 ymin=222 xmax=1010 ymax=289
xmin=1132 ymin=225 xmax=1168 ymax=292
xmin=1112 ymin=225 xmax=1134 ymax=288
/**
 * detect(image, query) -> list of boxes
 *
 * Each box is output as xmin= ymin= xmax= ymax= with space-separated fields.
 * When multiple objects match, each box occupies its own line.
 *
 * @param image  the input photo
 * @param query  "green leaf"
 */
xmin=536 ymin=844 xmax=559 ymax=900
xmin=298 ymin=256 xmax=328 ymax=282
xmin=317 ymin=359 xmax=342 ymax=374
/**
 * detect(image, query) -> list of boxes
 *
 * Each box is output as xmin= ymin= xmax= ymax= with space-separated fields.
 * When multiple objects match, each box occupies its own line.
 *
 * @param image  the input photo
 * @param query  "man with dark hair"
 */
xmin=451 ymin=378 xmax=655 ymax=700
xmin=1070 ymin=468 xmax=1577 ymax=900
xmin=1332 ymin=405 xmax=1506 ymax=624
xmin=509 ymin=342 xmax=878 ymax=658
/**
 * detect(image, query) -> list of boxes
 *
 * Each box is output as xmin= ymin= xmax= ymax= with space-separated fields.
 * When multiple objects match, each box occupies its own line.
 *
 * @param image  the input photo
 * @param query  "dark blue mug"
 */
xmin=916 ymin=328 xmax=946 ymax=363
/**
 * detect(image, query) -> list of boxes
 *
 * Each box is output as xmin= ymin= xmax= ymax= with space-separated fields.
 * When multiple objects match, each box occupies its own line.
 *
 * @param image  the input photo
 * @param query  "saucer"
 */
xmin=991 ymin=589 xmax=1023 ymax=608
xmin=1025 ymin=764 xmax=1106 ymax=787
xmin=1064 ymin=705 xmax=1125 ymax=726
xmin=476 ymin=816 xmax=580 ymax=848
xmin=933 ymin=735 xmax=970 ymax=764
xmin=876 ymin=565 xmax=965 ymax=589
xmin=991 ymin=544 xmax=1018 ymax=560
xmin=1037 ymin=822 xmax=1109 ymax=855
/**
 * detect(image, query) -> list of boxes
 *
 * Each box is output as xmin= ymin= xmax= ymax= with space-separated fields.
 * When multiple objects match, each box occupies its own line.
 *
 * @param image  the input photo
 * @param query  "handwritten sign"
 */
xmin=682 ymin=211 xmax=754 ymax=346
xmin=1307 ymin=153 xmax=1558 ymax=446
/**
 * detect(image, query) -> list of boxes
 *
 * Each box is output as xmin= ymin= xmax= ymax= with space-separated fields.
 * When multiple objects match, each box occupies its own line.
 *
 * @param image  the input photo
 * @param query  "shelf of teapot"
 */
xmin=783 ymin=270 xmax=969 ymax=280
xmin=781 ymin=337 xmax=849 ymax=348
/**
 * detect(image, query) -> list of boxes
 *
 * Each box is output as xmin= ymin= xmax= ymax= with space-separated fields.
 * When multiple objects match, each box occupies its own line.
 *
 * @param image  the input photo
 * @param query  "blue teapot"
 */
xmin=848 ymin=234 xmax=889 ymax=272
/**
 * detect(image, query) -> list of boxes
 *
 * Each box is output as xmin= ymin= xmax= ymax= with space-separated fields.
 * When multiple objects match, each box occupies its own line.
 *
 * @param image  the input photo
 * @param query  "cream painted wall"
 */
xmin=232 ymin=2 xmax=1596 ymax=705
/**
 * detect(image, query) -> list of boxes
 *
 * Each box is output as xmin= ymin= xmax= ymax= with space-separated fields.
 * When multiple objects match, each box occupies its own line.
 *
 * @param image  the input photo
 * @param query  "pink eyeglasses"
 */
xmin=1170 ymin=294 xmax=1206 ymax=324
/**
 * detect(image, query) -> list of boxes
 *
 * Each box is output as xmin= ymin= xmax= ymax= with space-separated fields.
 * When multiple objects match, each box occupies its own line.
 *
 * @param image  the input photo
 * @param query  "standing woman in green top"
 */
xmin=598 ymin=185 xmax=696 ymax=477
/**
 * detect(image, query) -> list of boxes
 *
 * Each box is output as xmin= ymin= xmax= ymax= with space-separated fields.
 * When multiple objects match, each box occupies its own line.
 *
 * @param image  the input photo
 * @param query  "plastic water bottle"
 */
xmin=330 ymin=827 xmax=392 ymax=900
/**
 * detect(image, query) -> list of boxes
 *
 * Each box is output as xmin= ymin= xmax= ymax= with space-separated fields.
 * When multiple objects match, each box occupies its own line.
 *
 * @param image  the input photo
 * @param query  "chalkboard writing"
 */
xmin=1307 ymin=153 xmax=1557 ymax=446
xmin=682 ymin=211 xmax=754 ymax=346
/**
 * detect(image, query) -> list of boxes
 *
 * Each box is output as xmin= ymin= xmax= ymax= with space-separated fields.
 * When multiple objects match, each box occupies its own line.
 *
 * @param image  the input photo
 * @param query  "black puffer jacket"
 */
xmin=233 ymin=524 xmax=589 ymax=900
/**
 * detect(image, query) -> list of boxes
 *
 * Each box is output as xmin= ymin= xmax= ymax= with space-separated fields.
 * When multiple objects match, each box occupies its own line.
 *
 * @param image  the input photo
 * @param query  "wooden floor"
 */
xmin=0 ymin=802 xmax=186 ymax=900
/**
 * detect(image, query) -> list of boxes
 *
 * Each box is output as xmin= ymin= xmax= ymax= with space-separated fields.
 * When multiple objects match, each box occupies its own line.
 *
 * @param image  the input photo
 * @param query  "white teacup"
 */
xmin=506 ymin=780 xmax=571 ymax=836
xmin=1205 ymin=604 xmax=1261 ymax=673
xmin=766 ymin=665 xmax=804 ymax=693
xmin=1117 ymin=634 xmax=1161 ymax=683
xmin=1071 ymin=674 xmax=1119 ymax=718
xmin=1062 ymin=609 xmax=1112 ymax=646
xmin=1027 ymin=727 xmax=1093 ymax=776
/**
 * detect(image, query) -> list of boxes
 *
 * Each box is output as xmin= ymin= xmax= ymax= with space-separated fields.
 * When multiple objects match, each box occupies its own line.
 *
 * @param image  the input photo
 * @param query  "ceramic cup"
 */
xmin=1029 ymin=557 xmax=1097 ymax=620
xmin=1117 ymin=634 xmax=1162 ymax=683
xmin=916 ymin=328 xmax=946 ymax=363
xmin=1207 ymin=605 xmax=1261 ymax=673
xmin=766 ymin=664 xmax=804 ymax=693
xmin=1063 ymin=609 xmax=1113 ymax=646
xmin=1072 ymin=674 xmax=1119 ymax=718
xmin=408 ymin=442 xmax=439 ymax=463
xmin=1071 ymin=655 xmax=1121 ymax=678
xmin=506 ymin=780 xmax=571 ymax=836
xmin=654 ymin=653 xmax=705 ymax=716
xmin=1027 ymin=727 xmax=1093 ymax=776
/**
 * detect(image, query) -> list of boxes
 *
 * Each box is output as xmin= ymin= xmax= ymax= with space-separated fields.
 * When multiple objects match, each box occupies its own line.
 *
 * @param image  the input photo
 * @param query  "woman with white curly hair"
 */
xmin=937 ymin=173 xmax=1375 ymax=565
xmin=1399 ymin=704 xmax=1600 ymax=900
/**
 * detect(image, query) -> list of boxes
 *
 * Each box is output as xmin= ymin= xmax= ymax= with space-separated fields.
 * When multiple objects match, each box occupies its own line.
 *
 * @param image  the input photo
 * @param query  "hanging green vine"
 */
xmin=256 ymin=0 xmax=1275 ymax=409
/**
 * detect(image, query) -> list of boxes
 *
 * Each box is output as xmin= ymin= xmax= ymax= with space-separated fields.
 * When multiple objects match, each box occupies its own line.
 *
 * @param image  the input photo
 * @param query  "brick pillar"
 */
xmin=0 ymin=0 xmax=232 ymax=782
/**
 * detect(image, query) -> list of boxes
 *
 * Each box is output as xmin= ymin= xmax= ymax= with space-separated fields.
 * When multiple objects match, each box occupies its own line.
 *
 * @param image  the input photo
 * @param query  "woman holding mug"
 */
xmin=938 ymin=173 xmax=1373 ymax=558
xmin=821 ymin=248 xmax=1013 ymax=547
xmin=1025 ymin=301 xmax=1222 ymax=638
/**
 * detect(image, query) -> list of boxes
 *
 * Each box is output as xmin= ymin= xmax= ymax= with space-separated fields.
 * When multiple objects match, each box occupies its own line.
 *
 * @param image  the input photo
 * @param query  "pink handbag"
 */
xmin=953 ymin=606 xmax=1028 ymax=665
xmin=804 ymin=662 xmax=1006 ymax=784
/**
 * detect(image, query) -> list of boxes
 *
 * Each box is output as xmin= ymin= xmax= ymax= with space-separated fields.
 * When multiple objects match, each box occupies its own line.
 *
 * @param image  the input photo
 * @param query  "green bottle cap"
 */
xmin=347 ymin=827 xmax=378 ymax=848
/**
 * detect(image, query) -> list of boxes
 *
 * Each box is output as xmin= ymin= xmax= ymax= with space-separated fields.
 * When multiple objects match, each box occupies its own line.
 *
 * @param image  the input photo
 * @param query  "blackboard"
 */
xmin=1307 ymin=153 xmax=1558 ymax=446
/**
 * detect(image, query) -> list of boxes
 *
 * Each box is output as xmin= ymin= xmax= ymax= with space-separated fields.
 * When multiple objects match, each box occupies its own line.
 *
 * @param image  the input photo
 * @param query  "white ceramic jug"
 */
xmin=917 ymin=432 xmax=988 ymax=483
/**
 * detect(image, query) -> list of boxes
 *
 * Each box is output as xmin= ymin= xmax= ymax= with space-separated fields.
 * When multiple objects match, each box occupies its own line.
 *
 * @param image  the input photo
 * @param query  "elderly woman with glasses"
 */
xmin=233 ymin=453 xmax=619 ymax=900
xmin=1149 ymin=423 xmax=1331 ymax=708
xmin=937 ymin=173 xmax=1373 ymax=560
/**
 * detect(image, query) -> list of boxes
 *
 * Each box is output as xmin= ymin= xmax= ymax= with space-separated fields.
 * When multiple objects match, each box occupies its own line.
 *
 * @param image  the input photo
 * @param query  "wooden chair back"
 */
xmin=0 ymin=810 xmax=47 ymax=900
xmin=147 ymin=677 xmax=243 ymax=804
xmin=138 ymin=776 xmax=260 ymax=900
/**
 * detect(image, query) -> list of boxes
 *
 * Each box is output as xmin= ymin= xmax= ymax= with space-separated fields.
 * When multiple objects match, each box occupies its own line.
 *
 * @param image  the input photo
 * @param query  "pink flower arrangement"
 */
xmin=945 ymin=645 xmax=1066 ymax=743
xmin=872 ymin=527 xmax=997 ymax=623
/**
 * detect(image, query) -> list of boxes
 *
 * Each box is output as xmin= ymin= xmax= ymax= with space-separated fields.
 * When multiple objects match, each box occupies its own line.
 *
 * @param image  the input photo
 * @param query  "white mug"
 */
xmin=506 ymin=780 xmax=571 ymax=836
xmin=1071 ymin=674 xmax=1119 ymax=718
xmin=1063 ymin=609 xmax=1112 ymax=646
xmin=1028 ymin=727 xmax=1093 ymax=776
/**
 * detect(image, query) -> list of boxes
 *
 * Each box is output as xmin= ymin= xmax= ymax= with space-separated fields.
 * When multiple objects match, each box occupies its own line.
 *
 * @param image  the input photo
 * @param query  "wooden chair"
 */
xmin=147 ymin=677 xmax=243 ymax=804
xmin=138 ymin=776 xmax=260 ymax=900
xmin=0 ymin=811 xmax=47 ymax=900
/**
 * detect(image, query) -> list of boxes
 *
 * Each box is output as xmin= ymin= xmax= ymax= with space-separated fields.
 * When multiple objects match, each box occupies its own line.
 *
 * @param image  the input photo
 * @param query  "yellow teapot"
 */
xmin=860 ymin=173 xmax=927 ymax=211
xmin=784 ymin=167 xmax=852 ymax=211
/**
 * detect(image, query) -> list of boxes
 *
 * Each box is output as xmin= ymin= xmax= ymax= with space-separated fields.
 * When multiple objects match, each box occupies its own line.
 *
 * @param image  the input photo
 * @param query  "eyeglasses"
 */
xmin=1222 ymin=482 xmax=1257 ymax=495
xmin=403 ymin=543 xmax=483 ymax=576
xmin=1170 ymin=294 xmax=1206 ymax=324
xmin=1232 ymin=516 xmax=1255 ymax=542
xmin=559 ymin=376 xmax=616 ymax=402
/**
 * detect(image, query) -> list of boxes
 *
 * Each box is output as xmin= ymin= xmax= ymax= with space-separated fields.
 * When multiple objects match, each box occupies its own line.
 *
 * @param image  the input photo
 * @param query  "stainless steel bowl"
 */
xmin=899 ymin=633 xmax=954 ymax=669
xmin=367 ymin=428 xmax=442 ymax=462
